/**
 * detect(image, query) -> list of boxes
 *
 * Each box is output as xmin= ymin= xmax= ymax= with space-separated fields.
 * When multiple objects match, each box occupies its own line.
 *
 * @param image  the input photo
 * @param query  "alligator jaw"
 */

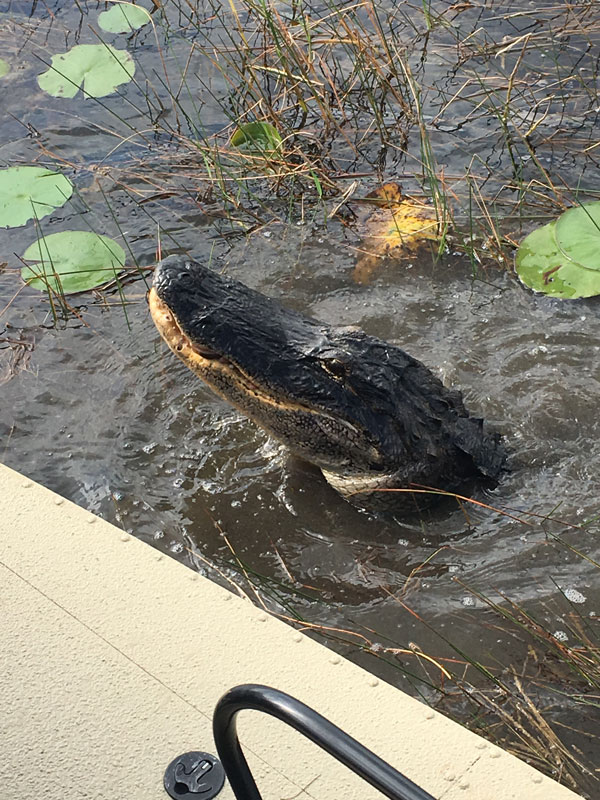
xmin=149 ymin=286 xmax=358 ymax=425
xmin=149 ymin=288 xmax=222 ymax=364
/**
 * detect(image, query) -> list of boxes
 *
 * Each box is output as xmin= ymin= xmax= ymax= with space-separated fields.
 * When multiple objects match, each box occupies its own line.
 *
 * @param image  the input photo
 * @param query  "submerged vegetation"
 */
xmin=2 ymin=0 xmax=599 ymax=300
xmin=1 ymin=0 xmax=599 ymax=794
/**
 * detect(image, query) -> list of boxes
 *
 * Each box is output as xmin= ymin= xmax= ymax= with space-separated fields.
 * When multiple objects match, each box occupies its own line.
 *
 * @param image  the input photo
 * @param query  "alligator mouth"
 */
xmin=149 ymin=288 xmax=223 ymax=362
xmin=149 ymin=287 xmax=312 ymax=413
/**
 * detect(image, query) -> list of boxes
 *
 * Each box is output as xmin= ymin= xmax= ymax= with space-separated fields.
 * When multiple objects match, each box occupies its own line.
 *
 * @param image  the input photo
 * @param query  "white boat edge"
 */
xmin=0 ymin=462 xmax=583 ymax=799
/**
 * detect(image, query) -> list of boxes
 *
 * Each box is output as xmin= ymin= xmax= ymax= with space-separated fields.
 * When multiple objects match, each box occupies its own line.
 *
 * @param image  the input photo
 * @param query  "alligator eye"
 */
xmin=322 ymin=359 xmax=348 ymax=380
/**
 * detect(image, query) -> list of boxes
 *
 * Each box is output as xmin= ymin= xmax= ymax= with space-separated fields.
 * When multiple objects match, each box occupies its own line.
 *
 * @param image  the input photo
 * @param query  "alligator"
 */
xmin=149 ymin=256 xmax=505 ymax=510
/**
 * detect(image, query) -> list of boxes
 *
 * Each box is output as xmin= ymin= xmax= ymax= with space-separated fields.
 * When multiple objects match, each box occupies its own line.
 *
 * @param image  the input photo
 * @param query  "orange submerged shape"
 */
xmin=353 ymin=183 xmax=442 ymax=284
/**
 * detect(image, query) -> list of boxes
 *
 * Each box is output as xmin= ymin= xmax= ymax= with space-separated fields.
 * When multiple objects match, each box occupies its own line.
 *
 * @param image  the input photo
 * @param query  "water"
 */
xmin=1 ymin=1 xmax=599 ymax=792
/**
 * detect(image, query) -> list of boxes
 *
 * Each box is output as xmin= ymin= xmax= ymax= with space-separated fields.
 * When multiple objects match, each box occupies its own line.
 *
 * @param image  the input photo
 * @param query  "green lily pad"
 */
xmin=0 ymin=166 xmax=73 ymax=228
xmin=98 ymin=4 xmax=150 ymax=33
xmin=37 ymin=44 xmax=135 ymax=99
xmin=554 ymin=202 xmax=600 ymax=271
xmin=22 ymin=231 xmax=126 ymax=294
xmin=231 ymin=122 xmax=283 ymax=156
xmin=516 ymin=214 xmax=600 ymax=299
xmin=0 ymin=58 xmax=9 ymax=78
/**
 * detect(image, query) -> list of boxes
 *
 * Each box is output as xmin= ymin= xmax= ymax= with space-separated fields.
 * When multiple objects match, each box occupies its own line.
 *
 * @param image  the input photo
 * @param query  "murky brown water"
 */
xmin=1 ymin=1 xmax=599 ymax=792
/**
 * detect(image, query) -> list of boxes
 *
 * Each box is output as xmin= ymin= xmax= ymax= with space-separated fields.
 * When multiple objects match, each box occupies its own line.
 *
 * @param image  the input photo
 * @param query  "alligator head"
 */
xmin=149 ymin=256 xmax=505 ymax=508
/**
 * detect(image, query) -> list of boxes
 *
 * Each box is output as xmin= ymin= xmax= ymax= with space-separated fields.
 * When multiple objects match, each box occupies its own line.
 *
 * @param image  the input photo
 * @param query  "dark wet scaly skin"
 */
xmin=149 ymin=256 xmax=505 ymax=509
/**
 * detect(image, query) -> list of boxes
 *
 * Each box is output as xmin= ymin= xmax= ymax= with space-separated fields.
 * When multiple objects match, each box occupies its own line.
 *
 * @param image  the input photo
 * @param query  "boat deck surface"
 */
xmin=0 ymin=462 xmax=582 ymax=799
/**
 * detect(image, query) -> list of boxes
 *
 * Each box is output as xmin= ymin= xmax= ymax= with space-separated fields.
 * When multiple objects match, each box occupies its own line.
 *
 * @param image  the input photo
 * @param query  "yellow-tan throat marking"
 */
xmin=149 ymin=287 xmax=320 ymax=416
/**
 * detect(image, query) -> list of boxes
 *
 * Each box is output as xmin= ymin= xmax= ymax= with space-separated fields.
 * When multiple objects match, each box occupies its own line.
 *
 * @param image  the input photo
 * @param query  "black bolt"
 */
xmin=164 ymin=751 xmax=225 ymax=799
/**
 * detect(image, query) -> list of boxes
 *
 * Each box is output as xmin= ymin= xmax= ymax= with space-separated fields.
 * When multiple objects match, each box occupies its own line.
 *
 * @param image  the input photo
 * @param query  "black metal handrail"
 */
xmin=212 ymin=683 xmax=437 ymax=800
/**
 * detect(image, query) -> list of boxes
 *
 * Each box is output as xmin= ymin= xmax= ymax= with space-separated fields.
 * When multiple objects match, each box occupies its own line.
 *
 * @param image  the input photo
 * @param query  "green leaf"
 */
xmin=22 ymin=231 xmax=126 ymax=294
xmin=231 ymin=122 xmax=283 ymax=156
xmin=98 ymin=3 xmax=150 ymax=33
xmin=37 ymin=44 xmax=135 ymax=99
xmin=0 ymin=166 xmax=73 ymax=228
xmin=516 ymin=216 xmax=600 ymax=299
xmin=554 ymin=202 xmax=600 ymax=271
xmin=0 ymin=58 xmax=9 ymax=78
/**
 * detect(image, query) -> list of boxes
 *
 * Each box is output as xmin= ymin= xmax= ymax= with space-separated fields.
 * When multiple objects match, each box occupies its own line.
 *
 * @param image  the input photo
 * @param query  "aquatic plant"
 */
xmin=0 ymin=167 xmax=73 ymax=228
xmin=37 ymin=44 xmax=135 ymax=98
xmin=231 ymin=121 xmax=283 ymax=157
xmin=516 ymin=203 xmax=600 ymax=298
xmin=22 ymin=231 xmax=126 ymax=294
xmin=98 ymin=3 xmax=151 ymax=34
